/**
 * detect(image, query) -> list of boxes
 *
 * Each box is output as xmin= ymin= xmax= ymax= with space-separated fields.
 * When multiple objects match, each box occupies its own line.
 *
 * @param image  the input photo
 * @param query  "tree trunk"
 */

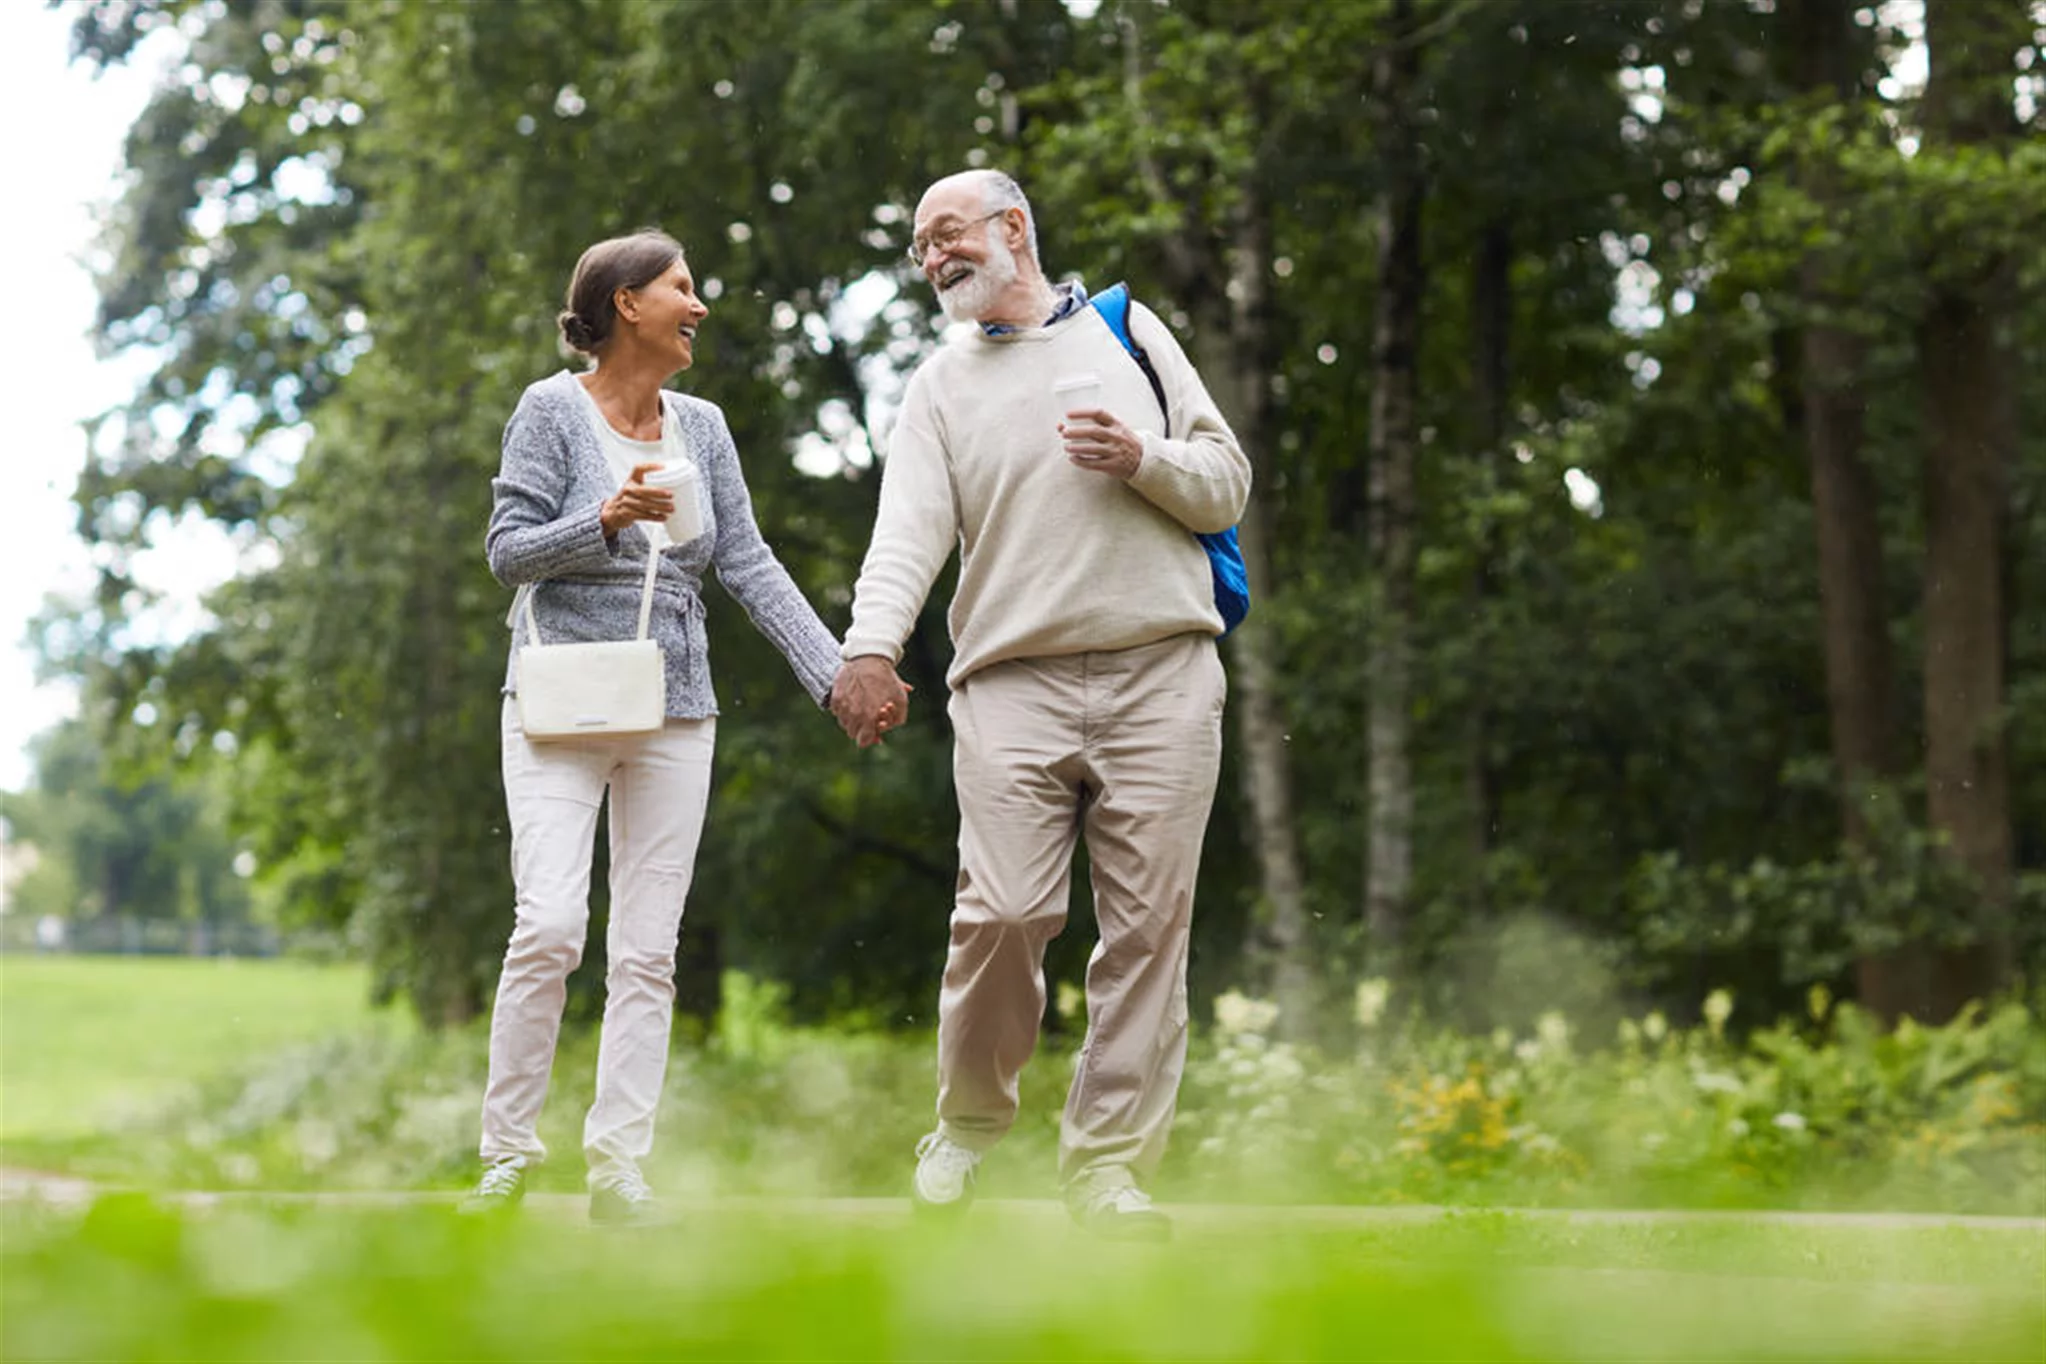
xmin=1463 ymin=214 xmax=1510 ymax=880
xmin=1364 ymin=0 xmax=1424 ymax=956
xmin=1784 ymin=0 xmax=1913 ymax=1017
xmin=1915 ymin=0 xmax=2021 ymax=1015
xmin=1121 ymin=5 xmax=1311 ymax=1026
xmin=1210 ymin=205 xmax=1314 ymax=1034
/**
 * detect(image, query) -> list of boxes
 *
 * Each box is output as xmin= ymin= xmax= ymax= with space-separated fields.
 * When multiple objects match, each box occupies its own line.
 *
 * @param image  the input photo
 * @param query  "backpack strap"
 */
xmin=1090 ymin=282 xmax=1170 ymax=439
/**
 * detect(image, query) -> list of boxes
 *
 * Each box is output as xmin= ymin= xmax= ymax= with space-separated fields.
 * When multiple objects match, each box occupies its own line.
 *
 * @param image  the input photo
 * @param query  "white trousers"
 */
xmin=479 ymin=699 xmax=715 ymax=1183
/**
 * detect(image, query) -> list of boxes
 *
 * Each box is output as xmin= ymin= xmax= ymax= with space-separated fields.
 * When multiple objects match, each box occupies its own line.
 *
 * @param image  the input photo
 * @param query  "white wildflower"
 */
xmin=1353 ymin=977 xmax=1391 ymax=1030
xmin=1215 ymin=990 xmax=1279 ymax=1037
xmin=1265 ymin=1047 xmax=1308 ymax=1086
xmin=1772 ymin=1111 xmax=1807 ymax=1132
xmin=1692 ymin=1070 xmax=1743 ymax=1095
xmin=1703 ymin=988 xmax=1735 ymax=1035
xmin=1536 ymin=1011 xmax=1572 ymax=1053
xmin=1642 ymin=1011 xmax=1669 ymax=1043
xmin=1726 ymin=1118 xmax=1750 ymax=1138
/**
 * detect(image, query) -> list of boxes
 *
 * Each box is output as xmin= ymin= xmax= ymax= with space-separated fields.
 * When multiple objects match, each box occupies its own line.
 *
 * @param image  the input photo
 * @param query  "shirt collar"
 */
xmin=980 ymin=279 xmax=1090 ymax=336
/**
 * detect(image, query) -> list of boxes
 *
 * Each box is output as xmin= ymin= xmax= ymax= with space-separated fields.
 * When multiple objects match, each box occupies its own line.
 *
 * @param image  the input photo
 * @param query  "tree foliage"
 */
xmin=48 ymin=0 xmax=2045 ymax=1030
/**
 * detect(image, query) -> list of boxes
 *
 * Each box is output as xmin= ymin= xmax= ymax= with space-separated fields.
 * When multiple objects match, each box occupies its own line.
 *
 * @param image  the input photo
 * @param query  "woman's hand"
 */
xmin=599 ymin=461 xmax=676 ymax=536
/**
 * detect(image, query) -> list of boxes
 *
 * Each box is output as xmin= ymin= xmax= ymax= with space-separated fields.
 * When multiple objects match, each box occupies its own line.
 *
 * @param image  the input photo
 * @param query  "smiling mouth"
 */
xmin=937 ymin=266 xmax=973 ymax=293
xmin=678 ymin=325 xmax=698 ymax=340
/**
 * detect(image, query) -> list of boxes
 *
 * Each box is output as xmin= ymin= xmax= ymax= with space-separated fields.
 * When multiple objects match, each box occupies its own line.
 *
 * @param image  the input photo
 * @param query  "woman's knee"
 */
xmin=506 ymin=910 xmax=586 ymax=974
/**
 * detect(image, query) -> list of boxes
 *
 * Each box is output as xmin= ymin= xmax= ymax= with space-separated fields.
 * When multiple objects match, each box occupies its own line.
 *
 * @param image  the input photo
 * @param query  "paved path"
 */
xmin=4 ymin=1168 xmax=2041 ymax=1231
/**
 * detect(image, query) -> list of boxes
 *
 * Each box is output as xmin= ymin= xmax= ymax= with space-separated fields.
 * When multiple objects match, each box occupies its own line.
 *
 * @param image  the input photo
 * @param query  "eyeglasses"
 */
xmin=906 ymin=210 xmax=1007 ymax=266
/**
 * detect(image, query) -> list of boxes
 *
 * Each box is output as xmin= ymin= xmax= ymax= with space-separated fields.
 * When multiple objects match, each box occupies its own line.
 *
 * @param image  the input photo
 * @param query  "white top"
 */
xmin=571 ymin=378 xmax=683 ymax=550
xmin=843 ymin=301 xmax=1250 ymax=686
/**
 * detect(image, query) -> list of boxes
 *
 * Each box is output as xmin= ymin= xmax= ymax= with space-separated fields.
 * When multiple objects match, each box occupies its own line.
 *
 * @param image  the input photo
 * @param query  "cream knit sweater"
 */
xmin=843 ymin=300 xmax=1251 ymax=686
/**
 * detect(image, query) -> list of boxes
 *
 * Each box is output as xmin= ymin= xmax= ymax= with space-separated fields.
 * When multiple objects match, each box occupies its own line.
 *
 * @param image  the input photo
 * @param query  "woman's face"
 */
xmin=617 ymin=258 xmax=710 ymax=371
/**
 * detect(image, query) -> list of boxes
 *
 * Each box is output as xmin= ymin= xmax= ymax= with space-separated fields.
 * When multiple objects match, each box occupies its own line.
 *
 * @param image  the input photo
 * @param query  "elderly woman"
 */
xmin=465 ymin=229 xmax=849 ymax=1222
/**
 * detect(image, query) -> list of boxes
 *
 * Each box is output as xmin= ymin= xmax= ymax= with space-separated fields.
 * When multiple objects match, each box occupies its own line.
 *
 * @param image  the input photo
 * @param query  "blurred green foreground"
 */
xmin=4 ymin=1197 xmax=2043 ymax=1363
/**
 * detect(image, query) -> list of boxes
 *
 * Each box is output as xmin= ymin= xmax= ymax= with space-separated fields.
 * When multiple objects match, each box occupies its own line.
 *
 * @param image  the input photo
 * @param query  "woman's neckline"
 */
xmin=573 ymin=372 xmax=668 ymax=442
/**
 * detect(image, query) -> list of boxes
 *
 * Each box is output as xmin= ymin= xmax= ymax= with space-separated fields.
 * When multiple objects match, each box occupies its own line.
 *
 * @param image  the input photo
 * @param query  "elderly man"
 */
xmin=831 ymin=169 xmax=1249 ymax=1239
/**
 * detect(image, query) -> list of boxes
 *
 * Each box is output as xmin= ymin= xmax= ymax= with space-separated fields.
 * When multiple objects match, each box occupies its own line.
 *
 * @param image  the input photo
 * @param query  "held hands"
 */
xmin=1059 ymin=409 xmax=1144 ymax=481
xmin=829 ymin=656 xmax=912 ymax=749
xmin=599 ymin=461 xmax=676 ymax=536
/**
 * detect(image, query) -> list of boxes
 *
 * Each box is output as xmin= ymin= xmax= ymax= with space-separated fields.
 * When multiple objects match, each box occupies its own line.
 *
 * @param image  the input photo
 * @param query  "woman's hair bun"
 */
xmin=558 ymin=310 xmax=600 ymax=353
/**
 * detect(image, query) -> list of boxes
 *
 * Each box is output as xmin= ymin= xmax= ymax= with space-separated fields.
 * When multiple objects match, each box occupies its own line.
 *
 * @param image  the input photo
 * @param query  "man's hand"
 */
xmin=1059 ymin=409 xmax=1144 ymax=481
xmin=830 ymin=656 xmax=912 ymax=748
xmin=599 ymin=461 xmax=676 ymax=536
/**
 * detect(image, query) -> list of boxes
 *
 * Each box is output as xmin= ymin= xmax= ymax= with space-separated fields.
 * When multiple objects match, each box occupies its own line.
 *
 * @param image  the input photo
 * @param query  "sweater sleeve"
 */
xmin=1121 ymin=303 xmax=1253 ymax=535
xmin=485 ymin=390 xmax=621 ymax=586
xmin=699 ymin=404 xmax=842 ymax=706
xmin=842 ymin=369 xmax=958 ymax=663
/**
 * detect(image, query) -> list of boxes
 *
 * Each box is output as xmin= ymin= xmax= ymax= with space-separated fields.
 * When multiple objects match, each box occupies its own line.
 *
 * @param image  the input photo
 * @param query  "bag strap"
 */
xmin=1090 ymin=281 xmax=1171 ymax=439
xmin=520 ymin=532 xmax=662 ymax=647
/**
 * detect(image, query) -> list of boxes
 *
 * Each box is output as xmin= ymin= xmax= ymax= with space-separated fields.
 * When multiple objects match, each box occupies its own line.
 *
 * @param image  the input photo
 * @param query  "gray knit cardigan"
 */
xmin=486 ymin=370 xmax=841 ymax=718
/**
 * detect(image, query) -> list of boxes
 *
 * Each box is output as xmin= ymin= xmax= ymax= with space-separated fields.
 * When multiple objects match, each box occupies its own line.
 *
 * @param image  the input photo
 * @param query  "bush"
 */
xmin=1171 ymin=982 xmax=2046 ymax=1213
xmin=33 ymin=974 xmax=2045 ymax=1216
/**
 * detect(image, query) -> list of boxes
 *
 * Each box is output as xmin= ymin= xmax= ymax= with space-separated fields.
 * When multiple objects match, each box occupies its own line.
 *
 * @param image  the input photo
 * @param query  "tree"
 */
xmin=1361 ymin=0 xmax=1426 ymax=962
xmin=1914 ymin=0 xmax=2028 ymax=1013
xmin=1782 ymin=0 xmax=1909 ymax=1013
xmin=0 ymin=716 xmax=251 ymax=939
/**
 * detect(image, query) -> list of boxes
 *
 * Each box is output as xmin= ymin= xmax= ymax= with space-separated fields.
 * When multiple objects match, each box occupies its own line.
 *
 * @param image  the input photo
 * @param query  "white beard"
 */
xmin=936 ymin=226 xmax=1019 ymax=323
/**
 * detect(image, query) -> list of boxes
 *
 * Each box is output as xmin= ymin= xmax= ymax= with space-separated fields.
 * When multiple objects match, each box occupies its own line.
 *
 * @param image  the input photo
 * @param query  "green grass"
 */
xmin=2 ymin=1199 xmax=2040 ymax=1362
xmin=0 ymin=956 xmax=406 ymax=1142
xmin=0 ymin=957 xmax=2040 ymax=1360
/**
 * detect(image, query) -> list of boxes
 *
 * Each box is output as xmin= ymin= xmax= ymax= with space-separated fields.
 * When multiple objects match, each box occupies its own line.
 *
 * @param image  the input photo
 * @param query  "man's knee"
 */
xmin=951 ymin=869 xmax=1067 ymax=937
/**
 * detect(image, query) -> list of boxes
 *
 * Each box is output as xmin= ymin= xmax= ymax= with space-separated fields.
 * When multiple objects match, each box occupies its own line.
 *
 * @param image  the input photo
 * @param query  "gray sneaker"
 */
xmin=1071 ymin=1184 xmax=1172 ymax=1242
xmin=911 ymin=1132 xmax=981 ymax=1213
xmin=589 ymin=1167 xmax=659 ymax=1225
xmin=457 ymin=1156 xmax=529 ymax=1215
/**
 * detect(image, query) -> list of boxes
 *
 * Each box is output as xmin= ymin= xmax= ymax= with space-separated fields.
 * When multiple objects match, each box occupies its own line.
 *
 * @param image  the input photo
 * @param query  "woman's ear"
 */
xmin=614 ymin=285 xmax=639 ymax=324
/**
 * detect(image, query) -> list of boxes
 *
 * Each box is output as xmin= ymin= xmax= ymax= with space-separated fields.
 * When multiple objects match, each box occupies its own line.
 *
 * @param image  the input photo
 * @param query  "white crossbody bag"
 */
xmin=514 ymin=542 xmax=666 ymax=740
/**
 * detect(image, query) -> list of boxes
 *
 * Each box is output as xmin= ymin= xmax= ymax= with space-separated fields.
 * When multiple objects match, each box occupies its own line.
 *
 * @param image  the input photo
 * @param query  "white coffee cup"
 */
xmin=642 ymin=460 xmax=704 ymax=544
xmin=1053 ymin=371 xmax=1103 ymax=420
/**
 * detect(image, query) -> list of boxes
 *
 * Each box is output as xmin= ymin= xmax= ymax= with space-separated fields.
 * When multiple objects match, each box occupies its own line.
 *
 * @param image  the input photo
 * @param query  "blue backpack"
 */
xmin=1088 ymin=282 xmax=1251 ymax=637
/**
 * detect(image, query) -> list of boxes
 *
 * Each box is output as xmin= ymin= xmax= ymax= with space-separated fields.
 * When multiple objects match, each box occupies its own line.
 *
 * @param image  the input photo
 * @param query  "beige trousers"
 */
xmin=936 ymin=631 xmax=1225 ymax=1193
xmin=480 ymin=699 xmax=715 ymax=1184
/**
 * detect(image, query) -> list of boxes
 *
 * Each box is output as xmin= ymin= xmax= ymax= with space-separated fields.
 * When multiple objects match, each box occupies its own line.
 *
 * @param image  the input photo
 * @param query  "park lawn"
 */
xmin=1 ymin=1198 xmax=2040 ymax=1362
xmin=0 ymin=956 xmax=406 ymax=1144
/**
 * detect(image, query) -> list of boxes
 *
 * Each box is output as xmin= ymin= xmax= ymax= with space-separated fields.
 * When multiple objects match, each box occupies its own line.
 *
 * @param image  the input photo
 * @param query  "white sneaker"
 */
xmin=589 ymin=1165 xmax=660 ymax=1225
xmin=1072 ymin=1183 xmax=1172 ymax=1242
xmin=457 ymin=1156 xmax=529 ymax=1215
xmin=911 ymin=1132 xmax=981 ymax=1212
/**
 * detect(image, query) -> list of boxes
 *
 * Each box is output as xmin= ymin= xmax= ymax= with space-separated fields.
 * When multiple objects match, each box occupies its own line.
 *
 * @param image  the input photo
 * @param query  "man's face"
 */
xmin=912 ymin=187 xmax=1017 ymax=323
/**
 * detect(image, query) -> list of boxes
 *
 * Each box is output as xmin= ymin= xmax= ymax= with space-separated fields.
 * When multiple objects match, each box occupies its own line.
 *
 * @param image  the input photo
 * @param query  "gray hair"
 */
xmin=969 ymin=170 xmax=1040 ymax=265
